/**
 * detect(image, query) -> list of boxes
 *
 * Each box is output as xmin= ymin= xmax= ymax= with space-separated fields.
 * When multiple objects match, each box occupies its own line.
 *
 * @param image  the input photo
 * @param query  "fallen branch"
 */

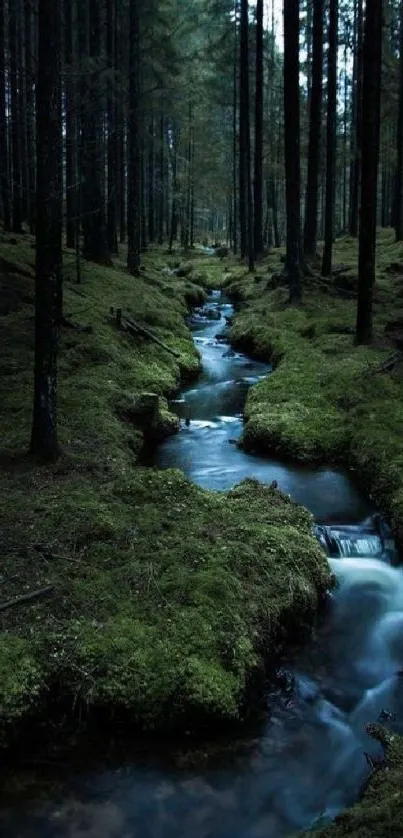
xmin=0 ymin=586 xmax=54 ymax=614
xmin=368 ymin=352 xmax=403 ymax=375
xmin=68 ymin=285 xmax=87 ymax=298
xmin=61 ymin=317 xmax=93 ymax=333
xmin=125 ymin=317 xmax=180 ymax=358
xmin=110 ymin=307 xmax=180 ymax=358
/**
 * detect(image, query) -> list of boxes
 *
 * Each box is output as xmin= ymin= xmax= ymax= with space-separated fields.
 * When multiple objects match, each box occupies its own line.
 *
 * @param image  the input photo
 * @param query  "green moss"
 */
xmin=302 ymin=729 xmax=403 ymax=838
xmin=0 ymin=637 xmax=43 ymax=738
xmin=0 ymin=234 xmax=331 ymax=739
xmin=0 ymin=470 xmax=330 ymax=733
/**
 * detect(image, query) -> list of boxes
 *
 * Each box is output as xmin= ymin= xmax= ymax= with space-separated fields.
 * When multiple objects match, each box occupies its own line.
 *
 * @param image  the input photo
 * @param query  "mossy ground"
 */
xmin=0 ymin=234 xmax=330 ymax=744
xmin=302 ymin=728 xmax=403 ymax=838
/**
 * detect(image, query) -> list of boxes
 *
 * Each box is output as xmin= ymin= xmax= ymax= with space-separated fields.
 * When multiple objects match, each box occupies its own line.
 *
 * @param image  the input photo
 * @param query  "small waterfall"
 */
xmin=316 ymin=521 xmax=397 ymax=562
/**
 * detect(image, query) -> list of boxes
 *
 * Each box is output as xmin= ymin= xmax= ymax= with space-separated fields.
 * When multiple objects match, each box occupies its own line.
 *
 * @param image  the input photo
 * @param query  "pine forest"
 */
xmin=1 ymin=1 xmax=403 ymax=836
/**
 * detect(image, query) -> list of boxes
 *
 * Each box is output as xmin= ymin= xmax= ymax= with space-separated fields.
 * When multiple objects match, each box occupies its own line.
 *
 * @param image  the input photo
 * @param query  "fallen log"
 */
xmin=125 ymin=317 xmax=180 ymax=358
xmin=110 ymin=306 xmax=181 ymax=358
xmin=0 ymin=585 xmax=54 ymax=614
xmin=61 ymin=316 xmax=93 ymax=333
xmin=366 ymin=352 xmax=403 ymax=375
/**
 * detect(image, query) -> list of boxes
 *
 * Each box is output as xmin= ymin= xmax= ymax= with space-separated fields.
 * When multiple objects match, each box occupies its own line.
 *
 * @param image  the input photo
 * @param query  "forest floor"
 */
xmin=1 ymin=229 xmax=403 ymax=836
xmin=0 ymin=232 xmax=330 ymax=748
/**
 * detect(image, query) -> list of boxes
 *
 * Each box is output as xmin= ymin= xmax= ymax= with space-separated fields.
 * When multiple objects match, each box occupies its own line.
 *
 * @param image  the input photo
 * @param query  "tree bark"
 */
xmin=395 ymin=2 xmax=403 ymax=241
xmin=233 ymin=1 xmax=238 ymax=253
xmin=107 ymin=0 xmax=118 ymax=254
xmin=117 ymin=116 xmax=126 ymax=243
xmin=253 ymin=0 xmax=264 ymax=258
xmin=31 ymin=0 xmax=62 ymax=461
xmin=82 ymin=0 xmax=109 ymax=263
xmin=168 ymin=126 xmax=178 ymax=253
xmin=9 ymin=0 xmax=22 ymax=232
xmin=0 ymin=0 xmax=11 ymax=231
xmin=349 ymin=0 xmax=363 ymax=237
xmin=127 ymin=0 xmax=141 ymax=274
xmin=25 ymin=0 xmax=35 ymax=233
xmin=304 ymin=0 xmax=323 ymax=256
xmin=157 ymin=114 xmax=165 ymax=244
xmin=355 ymin=0 xmax=382 ymax=344
xmin=64 ymin=0 xmax=77 ymax=250
xmin=321 ymin=0 xmax=338 ymax=275
xmin=239 ymin=0 xmax=254 ymax=270
xmin=284 ymin=0 xmax=301 ymax=299
xmin=148 ymin=117 xmax=155 ymax=243
xmin=18 ymin=0 xmax=28 ymax=223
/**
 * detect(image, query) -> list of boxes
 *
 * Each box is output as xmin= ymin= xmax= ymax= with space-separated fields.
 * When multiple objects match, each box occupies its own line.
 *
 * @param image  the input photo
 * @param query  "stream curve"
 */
xmin=1 ymin=292 xmax=403 ymax=838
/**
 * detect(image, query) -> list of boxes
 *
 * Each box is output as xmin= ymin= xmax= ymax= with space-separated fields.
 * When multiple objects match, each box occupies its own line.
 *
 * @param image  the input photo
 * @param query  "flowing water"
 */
xmin=1 ymin=292 xmax=403 ymax=838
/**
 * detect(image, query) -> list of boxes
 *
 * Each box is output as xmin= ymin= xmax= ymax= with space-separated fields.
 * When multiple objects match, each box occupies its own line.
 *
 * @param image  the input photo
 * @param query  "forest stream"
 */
xmin=2 ymin=291 xmax=403 ymax=838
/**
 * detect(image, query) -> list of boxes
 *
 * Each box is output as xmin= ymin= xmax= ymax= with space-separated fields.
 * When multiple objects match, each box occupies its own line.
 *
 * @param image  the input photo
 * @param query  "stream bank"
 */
xmin=0 ymin=235 xmax=330 ymax=747
xmin=222 ymin=238 xmax=403 ymax=549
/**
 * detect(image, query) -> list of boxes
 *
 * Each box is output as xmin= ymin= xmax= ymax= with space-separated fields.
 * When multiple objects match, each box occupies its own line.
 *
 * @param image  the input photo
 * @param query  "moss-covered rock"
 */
xmin=0 ymin=470 xmax=330 ymax=736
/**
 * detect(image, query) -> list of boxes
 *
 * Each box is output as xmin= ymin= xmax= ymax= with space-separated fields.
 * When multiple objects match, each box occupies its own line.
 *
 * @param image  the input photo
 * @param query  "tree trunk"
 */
xmin=82 ymin=0 xmax=109 ymax=263
xmin=31 ymin=0 xmax=62 ymax=461
xmin=355 ymin=0 xmax=382 ymax=344
xmin=253 ymin=0 xmax=263 ymax=258
xmin=127 ymin=0 xmax=141 ymax=274
xmin=349 ymin=0 xmax=363 ymax=237
xmin=239 ymin=0 xmax=254 ymax=270
xmin=117 ymin=117 xmax=126 ymax=243
xmin=24 ymin=0 xmax=35 ymax=232
xmin=64 ymin=0 xmax=77 ymax=250
xmin=107 ymin=0 xmax=118 ymax=254
xmin=148 ymin=117 xmax=155 ymax=243
xmin=140 ymin=134 xmax=147 ymax=252
xmin=342 ymin=40 xmax=348 ymax=232
xmin=157 ymin=114 xmax=165 ymax=245
xmin=184 ymin=102 xmax=193 ymax=251
xmin=169 ymin=128 xmax=178 ymax=253
xmin=321 ymin=0 xmax=338 ymax=275
xmin=304 ymin=0 xmax=323 ymax=256
xmin=395 ymin=2 xmax=403 ymax=241
xmin=18 ymin=0 xmax=28 ymax=223
xmin=0 ymin=0 xmax=11 ymax=231
xmin=238 ymin=5 xmax=246 ymax=258
xmin=233 ymin=1 xmax=238 ymax=253
xmin=284 ymin=0 xmax=301 ymax=299
xmin=9 ymin=0 xmax=22 ymax=232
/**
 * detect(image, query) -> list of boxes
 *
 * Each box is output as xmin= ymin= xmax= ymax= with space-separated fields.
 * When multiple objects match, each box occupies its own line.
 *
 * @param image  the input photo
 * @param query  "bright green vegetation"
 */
xmin=0 ymin=234 xmax=331 ymax=743
xmin=225 ymin=230 xmax=403 ymax=544
xmin=302 ymin=728 xmax=403 ymax=838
